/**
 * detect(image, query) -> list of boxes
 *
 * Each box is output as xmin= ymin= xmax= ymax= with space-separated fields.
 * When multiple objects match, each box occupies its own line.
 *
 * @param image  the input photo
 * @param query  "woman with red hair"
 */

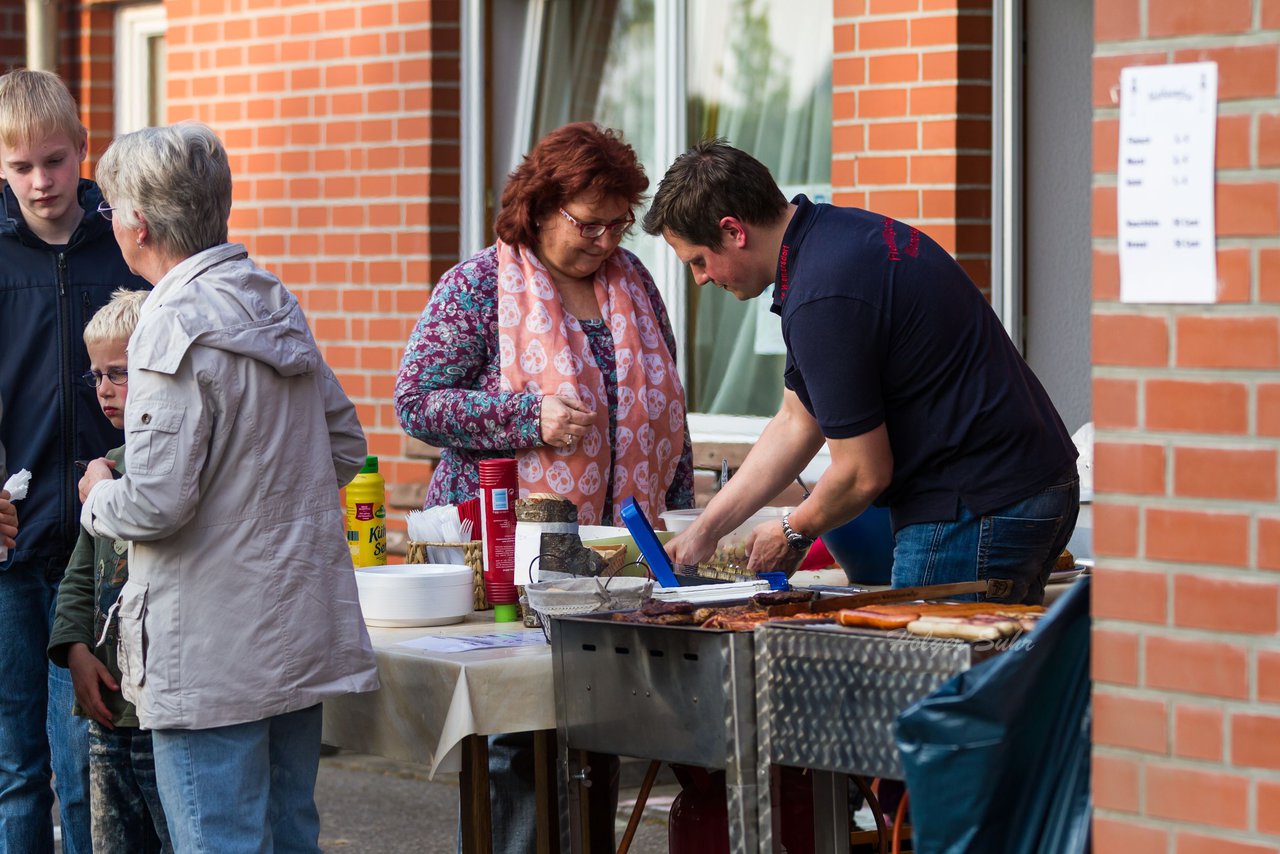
xmin=396 ymin=122 xmax=693 ymax=526
xmin=395 ymin=124 xmax=693 ymax=851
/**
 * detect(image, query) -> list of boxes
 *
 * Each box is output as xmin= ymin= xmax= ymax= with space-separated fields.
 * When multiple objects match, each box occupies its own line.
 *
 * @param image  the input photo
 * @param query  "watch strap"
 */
xmin=781 ymin=512 xmax=814 ymax=551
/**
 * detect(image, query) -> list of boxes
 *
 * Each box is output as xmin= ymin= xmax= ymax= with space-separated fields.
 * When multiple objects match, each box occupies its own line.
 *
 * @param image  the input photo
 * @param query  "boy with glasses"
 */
xmin=50 ymin=290 xmax=171 ymax=854
xmin=0 ymin=68 xmax=148 ymax=854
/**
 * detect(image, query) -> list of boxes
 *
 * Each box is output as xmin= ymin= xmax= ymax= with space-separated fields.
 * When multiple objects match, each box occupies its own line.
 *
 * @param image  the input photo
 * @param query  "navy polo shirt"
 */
xmin=772 ymin=196 xmax=1076 ymax=531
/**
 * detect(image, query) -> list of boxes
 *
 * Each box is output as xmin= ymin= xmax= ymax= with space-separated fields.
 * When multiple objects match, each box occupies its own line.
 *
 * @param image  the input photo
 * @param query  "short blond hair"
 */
xmin=0 ymin=69 xmax=86 ymax=150
xmin=84 ymin=289 xmax=148 ymax=346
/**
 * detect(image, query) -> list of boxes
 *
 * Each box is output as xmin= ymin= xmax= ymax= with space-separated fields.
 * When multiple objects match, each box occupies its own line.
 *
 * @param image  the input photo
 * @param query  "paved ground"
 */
xmin=316 ymin=750 xmax=677 ymax=853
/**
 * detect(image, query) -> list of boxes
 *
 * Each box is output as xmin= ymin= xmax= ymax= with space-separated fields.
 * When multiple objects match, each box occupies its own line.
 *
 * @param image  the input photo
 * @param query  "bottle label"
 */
xmin=355 ymin=502 xmax=374 ymax=521
xmin=491 ymin=488 xmax=509 ymax=512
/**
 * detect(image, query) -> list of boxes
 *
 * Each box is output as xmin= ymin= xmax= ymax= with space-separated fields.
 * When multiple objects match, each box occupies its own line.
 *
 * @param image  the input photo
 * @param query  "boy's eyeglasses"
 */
xmin=558 ymin=208 xmax=634 ymax=239
xmin=96 ymin=201 xmax=115 ymax=221
xmin=81 ymin=368 xmax=129 ymax=388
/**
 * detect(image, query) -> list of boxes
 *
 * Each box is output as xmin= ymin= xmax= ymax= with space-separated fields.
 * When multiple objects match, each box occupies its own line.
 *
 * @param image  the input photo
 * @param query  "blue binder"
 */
xmin=619 ymin=497 xmax=680 ymax=589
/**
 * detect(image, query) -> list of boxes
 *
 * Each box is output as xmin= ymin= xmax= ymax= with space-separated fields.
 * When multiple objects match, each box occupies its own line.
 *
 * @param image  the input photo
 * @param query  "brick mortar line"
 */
xmin=1085 ymin=491 xmax=1280 ymax=514
xmin=1092 ymin=804 xmax=1280 ymax=842
xmin=1093 ymin=32 xmax=1280 ymax=54
xmin=849 ymin=148 xmax=996 ymax=157
xmin=1092 ymin=303 xmax=1280 ymax=316
xmin=1090 ymin=365 xmax=1280 ymax=381
xmin=838 ymin=46 xmax=994 ymax=58
xmin=1094 ymin=616 xmax=1280 ymax=646
xmin=1092 ymin=727 xmax=1280 ymax=777
xmin=834 ymin=10 xmax=993 ymax=21
xmin=169 ymin=12 xmax=462 ymax=29
xmin=1092 ymin=170 xmax=1280 ymax=186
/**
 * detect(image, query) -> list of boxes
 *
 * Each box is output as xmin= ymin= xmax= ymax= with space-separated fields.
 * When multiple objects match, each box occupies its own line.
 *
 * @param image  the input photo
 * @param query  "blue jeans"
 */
xmin=892 ymin=474 xmax=1080 ymax=605
xmin=152 ymin=704 xmax=323 ymax=854
xmin=89 ymin=722 xmax=172 ymax=854
xmin=0 ymin=559 xmax=92 ymax=854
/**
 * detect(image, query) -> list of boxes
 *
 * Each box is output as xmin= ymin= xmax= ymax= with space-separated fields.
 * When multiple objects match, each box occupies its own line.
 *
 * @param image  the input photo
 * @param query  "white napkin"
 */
xmin=406 ymin=505 xmax=466 ymax=565
xmin=1 ymin=468 xmax=32 ymax=562
xmin=4 ymin=468 xmax=31 ymax=501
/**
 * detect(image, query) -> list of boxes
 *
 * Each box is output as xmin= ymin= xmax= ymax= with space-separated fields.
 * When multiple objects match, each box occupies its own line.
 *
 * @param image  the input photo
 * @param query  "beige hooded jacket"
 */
xmin=82 ymin=243 xmax=379 ymax=730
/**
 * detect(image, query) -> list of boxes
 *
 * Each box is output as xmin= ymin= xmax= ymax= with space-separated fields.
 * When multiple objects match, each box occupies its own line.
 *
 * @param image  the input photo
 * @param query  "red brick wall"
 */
xmin=161 ymin=0 xmax=457 ymax=511
xmin=65 ymin=0 xmax=117 ymax=165
xmin=0 ymin=0 xmax=22 ymax=72
xmin=831 ymin=0 xmax=992 ymax=293
xmin=1091 ymin=1 xmax=1280 ymax=849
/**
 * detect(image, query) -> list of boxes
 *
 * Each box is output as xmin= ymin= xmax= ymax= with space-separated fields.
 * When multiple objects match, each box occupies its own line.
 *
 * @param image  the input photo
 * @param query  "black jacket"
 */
xmin=0 ymin=179 xmax=149 ymax=571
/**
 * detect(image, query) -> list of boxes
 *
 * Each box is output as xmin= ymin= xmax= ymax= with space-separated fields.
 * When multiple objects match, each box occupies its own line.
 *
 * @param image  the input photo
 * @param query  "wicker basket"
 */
xmin=588 ymin=544 xmax=628 ymax=577
xmin=406 ymin=540 xmax=488 ymax=611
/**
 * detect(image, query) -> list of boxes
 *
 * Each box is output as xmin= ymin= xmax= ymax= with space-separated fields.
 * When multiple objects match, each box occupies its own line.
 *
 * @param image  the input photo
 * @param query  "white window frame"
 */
xmin=114 ymin=3 xmax=167 ymax=134
xmin=477 ymin=0 xmax=833 ymax=473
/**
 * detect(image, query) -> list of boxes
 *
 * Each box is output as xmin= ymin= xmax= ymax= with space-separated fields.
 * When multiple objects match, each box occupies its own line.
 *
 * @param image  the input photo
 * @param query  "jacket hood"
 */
xmin=130 ymin=243 xmax=319 ymax=379
xmin=1 ymin=179 xmax=111 ymax=248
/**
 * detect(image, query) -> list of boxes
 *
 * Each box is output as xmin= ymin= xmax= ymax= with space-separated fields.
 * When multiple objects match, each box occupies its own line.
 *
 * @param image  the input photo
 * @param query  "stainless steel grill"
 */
xmin=551 ymin=612 xmax=759 ymax=854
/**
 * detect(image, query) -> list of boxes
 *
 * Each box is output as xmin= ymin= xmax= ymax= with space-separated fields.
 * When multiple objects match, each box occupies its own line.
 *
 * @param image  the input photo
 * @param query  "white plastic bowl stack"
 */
xmin=354 ymin=563 xmax=474 ymax=627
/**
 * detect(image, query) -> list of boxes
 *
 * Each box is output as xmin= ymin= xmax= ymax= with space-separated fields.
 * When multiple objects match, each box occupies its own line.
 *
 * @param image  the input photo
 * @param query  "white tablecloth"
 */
xmin=321 ymin=614 xmax=554 ymax=777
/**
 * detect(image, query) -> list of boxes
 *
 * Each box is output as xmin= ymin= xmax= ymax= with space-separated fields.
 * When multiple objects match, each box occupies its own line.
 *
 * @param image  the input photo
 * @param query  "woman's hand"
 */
xmin=0 ymin=490 xmax=17 ymax=549
xmin=540 ymin=394 xmax=596 ymax=448
xmin=67 ymin=643 xmax=118 ymax=729
xmin=77 ymin=458 xmax=117 ymax=503
xmin=746 ymin=520 xmax=805 ymax=575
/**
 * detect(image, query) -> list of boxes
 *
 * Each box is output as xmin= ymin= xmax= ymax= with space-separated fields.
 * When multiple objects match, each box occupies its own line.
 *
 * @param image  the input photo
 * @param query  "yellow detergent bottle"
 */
xmin=346 ymin=455 xmax=387 ymax=567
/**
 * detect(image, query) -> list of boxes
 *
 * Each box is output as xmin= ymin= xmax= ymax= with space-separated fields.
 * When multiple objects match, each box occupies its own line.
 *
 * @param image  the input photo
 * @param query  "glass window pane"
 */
xmin=686 ymin=0 xmax=832 ymax=416
xmin=519 ymin=0 xmax=830 ymax=418
xmin=147 ymin=34 xmax=166 ymax=127
xmin=529 ymin=0 xmax=664 ymax=278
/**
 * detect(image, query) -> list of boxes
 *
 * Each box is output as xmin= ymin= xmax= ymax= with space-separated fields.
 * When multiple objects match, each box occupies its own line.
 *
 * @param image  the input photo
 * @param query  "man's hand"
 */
xmin=665 ymin=519 xmax=721 ymax=569
xmin=66 ymin=643 xmax=118 ymax=728
xmin=539 ymin=394 xmax=596 ymax=449
xmin=77 ymin=458 xmax=116 ymax=503
xmin=0 ymin=489 xmax=16 ymax=549
xmin=746 ymin=520 xmax=805 ymax=575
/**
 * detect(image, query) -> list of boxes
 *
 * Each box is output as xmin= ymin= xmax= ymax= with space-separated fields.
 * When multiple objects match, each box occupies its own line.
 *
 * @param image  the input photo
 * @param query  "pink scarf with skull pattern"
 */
xmin=495 ymin=239 xmax=686 ymax=525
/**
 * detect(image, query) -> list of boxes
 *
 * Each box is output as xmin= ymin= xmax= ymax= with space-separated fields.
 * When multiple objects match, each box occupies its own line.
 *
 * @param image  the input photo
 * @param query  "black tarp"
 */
xmin=894 ymin=577 xmax=1092 ymax=854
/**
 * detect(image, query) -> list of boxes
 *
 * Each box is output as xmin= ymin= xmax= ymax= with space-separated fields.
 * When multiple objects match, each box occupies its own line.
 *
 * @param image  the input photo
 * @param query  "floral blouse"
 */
xmin=394 ymin=244 xmax=695 ymax=522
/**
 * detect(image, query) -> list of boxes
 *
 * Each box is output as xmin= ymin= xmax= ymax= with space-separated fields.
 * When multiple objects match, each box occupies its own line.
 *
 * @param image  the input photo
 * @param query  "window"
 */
xmin=506 ymin=0 xmax=832 ymax=424
xmin=114 ymin=4 xmax=166 ymax=134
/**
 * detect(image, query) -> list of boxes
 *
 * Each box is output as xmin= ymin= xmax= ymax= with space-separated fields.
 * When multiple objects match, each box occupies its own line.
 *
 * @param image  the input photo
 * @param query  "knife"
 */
xmin=767 ymin=579 xmax=992 ymax=617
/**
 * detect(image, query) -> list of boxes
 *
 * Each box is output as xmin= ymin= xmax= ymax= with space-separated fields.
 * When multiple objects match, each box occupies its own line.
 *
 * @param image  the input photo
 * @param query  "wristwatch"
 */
xmin=781 ymin=512 xmax=815 ymax=552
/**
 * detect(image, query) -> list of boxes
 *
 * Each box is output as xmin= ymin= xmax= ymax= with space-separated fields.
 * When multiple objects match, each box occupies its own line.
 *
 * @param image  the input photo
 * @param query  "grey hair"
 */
xmin=84 ymin=288 xmax=148 ymax=345
xmin=96 ymin=122 xmax=232 ymax=258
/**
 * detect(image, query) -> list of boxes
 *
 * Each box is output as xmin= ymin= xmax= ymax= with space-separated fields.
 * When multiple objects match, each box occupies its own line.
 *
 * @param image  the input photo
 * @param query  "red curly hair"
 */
xmin=495 ymin=122 xmax=648 ymax=248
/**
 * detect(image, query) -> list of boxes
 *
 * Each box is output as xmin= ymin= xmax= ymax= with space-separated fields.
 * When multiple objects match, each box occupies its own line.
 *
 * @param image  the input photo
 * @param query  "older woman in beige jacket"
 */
xmin=78 ymin=123 xmax=378 ymax=854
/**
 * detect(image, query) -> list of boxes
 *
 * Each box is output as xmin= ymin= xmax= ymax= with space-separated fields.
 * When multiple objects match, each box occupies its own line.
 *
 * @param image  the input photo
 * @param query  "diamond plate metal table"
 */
xmin=755 ymin=623 xmax=994 ymax=853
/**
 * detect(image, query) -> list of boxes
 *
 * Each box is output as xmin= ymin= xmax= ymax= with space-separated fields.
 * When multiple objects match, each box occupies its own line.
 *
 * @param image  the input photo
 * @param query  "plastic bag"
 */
xmin=894 ymin=577 xmax=1091 ymax=854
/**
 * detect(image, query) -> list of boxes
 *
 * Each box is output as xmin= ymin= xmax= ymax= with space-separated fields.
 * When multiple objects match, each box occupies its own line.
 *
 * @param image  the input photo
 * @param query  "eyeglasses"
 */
xmin=96 ymin=201 xmax=115 ymax=221
xmin=81 ymin=368 xmax=128 ymax=388
xmin=558 ymin=208 xmax=634 ymax=240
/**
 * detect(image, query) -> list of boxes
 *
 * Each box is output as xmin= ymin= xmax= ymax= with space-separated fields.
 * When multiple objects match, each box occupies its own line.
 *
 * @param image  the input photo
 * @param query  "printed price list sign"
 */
xmin=1117 ymin=62 xmax=1218 ymax=303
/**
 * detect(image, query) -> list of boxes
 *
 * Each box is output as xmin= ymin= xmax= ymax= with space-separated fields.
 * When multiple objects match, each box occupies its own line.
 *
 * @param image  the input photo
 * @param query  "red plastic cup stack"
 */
xmin=478 ymin=459 xmax=519 ymax=622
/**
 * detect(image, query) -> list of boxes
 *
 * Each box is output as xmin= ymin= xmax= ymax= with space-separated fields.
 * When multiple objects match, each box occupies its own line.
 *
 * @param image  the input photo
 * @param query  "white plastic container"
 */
xmin=659 ymin=506 xmax=794 ymax=570
xmin=354 ymin=563 xmax=473 ymax=627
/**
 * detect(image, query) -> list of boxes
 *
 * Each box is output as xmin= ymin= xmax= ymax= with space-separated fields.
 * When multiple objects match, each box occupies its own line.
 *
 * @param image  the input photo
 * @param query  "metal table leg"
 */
xmin=811 ymin=770 xmax=849 ymax=854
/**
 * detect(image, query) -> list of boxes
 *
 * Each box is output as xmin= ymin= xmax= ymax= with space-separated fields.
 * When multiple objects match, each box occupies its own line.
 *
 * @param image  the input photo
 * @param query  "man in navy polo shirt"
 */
xmin=645 ymin=140 xmax=1077 ymax=605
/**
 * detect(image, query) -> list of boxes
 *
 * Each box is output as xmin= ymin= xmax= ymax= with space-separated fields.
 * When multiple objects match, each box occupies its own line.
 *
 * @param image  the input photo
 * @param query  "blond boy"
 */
xmin=0 ymin=69 xmax=147 ymax=854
